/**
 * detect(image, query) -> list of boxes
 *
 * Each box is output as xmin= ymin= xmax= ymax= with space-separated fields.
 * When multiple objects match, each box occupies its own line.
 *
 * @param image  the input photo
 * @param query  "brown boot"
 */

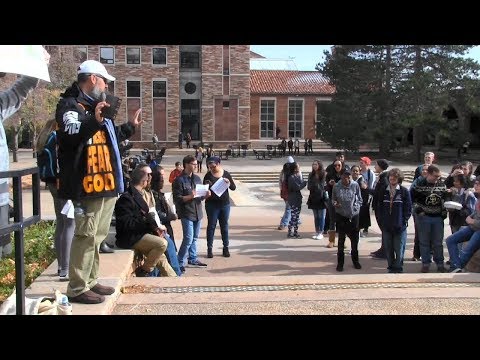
xmin=327 ymin=230 xmax=335 ymax=248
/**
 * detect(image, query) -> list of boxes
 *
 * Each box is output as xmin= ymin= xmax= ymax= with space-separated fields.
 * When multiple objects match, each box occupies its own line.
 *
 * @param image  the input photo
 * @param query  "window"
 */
xmin=152 ymin=48 xmax=166 ymax=65
xmin=126 ymin=47 xmax=140 ymax=64
xmin=127 ymin=81 xmax=140 ymax=98
xmin=184 ymin=82 xmax=196 ymax=94
xmin=180 ymin=52 xmax=200 ymax=69
xmin=100 ymin=47 xmax=114 ymax=64
xmin=260 ymin=100 xmax=275 ymax=139
xmin=288 ymin=99 xmax=303 ymax=139
xmin=153 ymin=81 xmax=166 ymax=98
xmin=223 ymin=101 xmax=230 ymax=109
xmin=74 ymin=46 xmax=87 ymax=63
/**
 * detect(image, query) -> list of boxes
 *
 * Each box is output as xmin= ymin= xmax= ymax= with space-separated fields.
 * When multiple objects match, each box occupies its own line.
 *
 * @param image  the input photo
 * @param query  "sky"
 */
xmin=250 ymin=45 xmax=480 ymax=71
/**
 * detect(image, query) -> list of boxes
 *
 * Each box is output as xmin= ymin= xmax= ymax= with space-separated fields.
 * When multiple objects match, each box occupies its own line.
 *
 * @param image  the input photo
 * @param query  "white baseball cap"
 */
xmin=77 ymin=60 xmax=115 ymax=82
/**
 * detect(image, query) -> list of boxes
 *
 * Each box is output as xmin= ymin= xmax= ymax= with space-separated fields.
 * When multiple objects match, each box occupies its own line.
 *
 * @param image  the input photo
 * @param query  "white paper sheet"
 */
xmin=194 ymin=184 xmax=209 ymax=198
xmin=210 ymin=177 xmax=229 ymax=197
xmin=149 ymin=207 xmax=162 ymax=227
xmin=0 ymin=45 xmax=50 ymax=82
xmin=61 ymin=200 xmax=74 ymax=219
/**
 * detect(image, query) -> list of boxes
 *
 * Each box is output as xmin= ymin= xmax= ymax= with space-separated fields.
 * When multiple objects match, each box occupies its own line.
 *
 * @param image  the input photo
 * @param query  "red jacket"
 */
xmin=169 ymin=168 xmax=182 ymax=184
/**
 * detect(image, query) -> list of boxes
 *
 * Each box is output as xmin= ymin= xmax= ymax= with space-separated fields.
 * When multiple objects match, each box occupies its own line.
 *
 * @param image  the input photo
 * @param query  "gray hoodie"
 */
xmin=332 ymin=180 xmax=362 ymax=219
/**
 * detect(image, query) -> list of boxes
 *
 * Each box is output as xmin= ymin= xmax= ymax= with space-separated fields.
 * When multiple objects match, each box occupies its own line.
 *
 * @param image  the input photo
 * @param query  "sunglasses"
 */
xmin=95 ymin=74 xmax=111 ymax=84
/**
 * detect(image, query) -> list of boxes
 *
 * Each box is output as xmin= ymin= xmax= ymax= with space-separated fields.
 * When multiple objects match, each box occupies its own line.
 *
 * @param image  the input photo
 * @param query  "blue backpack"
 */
xmin=37 ymin=130 xmax=58 ymax=182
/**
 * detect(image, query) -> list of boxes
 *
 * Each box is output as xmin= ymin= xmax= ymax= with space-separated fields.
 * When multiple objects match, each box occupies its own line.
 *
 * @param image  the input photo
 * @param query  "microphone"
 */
xmin=100 ymin=93 xmax=122 ymax=121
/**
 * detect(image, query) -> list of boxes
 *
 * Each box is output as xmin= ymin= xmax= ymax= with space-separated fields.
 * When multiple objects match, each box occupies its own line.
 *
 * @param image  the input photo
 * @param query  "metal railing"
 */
xmin=0 ymin=167 xmax=41 ymax=315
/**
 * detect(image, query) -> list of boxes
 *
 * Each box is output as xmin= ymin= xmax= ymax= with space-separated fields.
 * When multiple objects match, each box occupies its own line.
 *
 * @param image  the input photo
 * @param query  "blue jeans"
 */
xmin=446 ymin=226 xmax=480 ymax=269
xmin=312 ymin=208 xmax=326 ymax=233
xmin=164 ymin=233 xmax=182 ymax=276
xmin=382 ymin=229 xmax=407 ymax=272
xmin=205 ymin=202 xmax=230 ymax=248
xmin=416 ymin=215 xmax=444 ymax=265
xmin=280 ymin=201 xmax=291 ymax=226
xmin=177 ymin=218 xmax=201 ymax=267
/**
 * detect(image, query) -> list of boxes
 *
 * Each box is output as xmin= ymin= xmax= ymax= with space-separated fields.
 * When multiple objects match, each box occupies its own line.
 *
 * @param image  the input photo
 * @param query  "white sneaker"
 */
xmin=312 ymin=234 xmax=319 ymax=239
xmin=315 ymin=234 xmax=324 ymax=240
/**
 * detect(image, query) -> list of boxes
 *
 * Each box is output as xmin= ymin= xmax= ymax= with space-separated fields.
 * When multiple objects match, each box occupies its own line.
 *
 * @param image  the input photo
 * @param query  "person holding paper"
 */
xmin=173 ymin=155 xmax=210 ymax=273
xmin=203 ymin=156 xmax=236 ymax=258
xmin=0 ymin=46 xmax=50 ymax=258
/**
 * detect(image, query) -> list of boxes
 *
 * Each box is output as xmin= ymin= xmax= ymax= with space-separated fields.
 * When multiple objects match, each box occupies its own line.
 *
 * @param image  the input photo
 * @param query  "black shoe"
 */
xmin=90 ymin=283 xmax=115 ymax=296
xmin=207 ymin=248 xmax=213 ymax=258
xmin=180 ymin=266 xmax=185 ymax=273
xmin=135 ymin=266 xmax=150 ymax=277
xmin=100 ymin=241 xmax=114 ymax=253
xmin=188 ymin=260 xmax=207 ymax=267
xmin=371 ymin=252 xmax=387 ymax=259
xmin=222 ymin=247 xmax=230 ymax=257
xmin=336 ymin=264 xmax=344 ymax=272
xmin=69 ymin=290 xmax=105 ymax=304
xmin=353 ymin=262 xmax=362 ymax=270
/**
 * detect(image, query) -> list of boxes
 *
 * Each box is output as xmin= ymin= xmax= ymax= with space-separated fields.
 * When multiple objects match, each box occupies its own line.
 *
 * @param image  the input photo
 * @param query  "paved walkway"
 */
xmin=8 ymin=147 xmax=480 ymax=315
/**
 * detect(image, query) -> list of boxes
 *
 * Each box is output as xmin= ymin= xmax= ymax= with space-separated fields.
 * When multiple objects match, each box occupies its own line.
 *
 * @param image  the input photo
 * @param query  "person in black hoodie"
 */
xmin=370 ymin=159 xmax=390 ymax=259
xmin=55 ymin=60 xmax=142 ymax=304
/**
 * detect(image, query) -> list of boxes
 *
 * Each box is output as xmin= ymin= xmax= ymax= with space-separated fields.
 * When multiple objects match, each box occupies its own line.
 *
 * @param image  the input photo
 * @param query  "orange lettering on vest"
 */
xmin=104 ymin=173 xmax=115 ymax=191
xmin=93 ymin=173 xmax=105 ymax=192
xmin=87 ymin=147 xmax=95 ymax=174
xmin=103 ymin=146 xmax=113 ymax=172
xmin=97 ymin=145 xmax=106 ymax=172
xmin=90 ymin=146 xmax=99 ymax=174
xmin=83 ymin=175 xmax=94 ymax=193
xmin=92 ymin=130 xmax=106 ymax=145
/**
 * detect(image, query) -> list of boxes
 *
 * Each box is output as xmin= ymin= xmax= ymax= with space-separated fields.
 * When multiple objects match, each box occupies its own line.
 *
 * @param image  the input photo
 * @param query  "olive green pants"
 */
xmin=67 ymin=197 xmax=116 ymax=297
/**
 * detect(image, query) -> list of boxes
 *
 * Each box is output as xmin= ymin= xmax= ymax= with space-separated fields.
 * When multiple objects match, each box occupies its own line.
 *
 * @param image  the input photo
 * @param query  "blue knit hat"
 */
xmin=207 ymin=156 xmax=221 ymax=164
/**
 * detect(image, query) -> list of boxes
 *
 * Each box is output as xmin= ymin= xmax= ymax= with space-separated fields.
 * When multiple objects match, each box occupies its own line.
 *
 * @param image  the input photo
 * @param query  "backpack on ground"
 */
xmin=37 ymin=127 xmax=58 ymax=183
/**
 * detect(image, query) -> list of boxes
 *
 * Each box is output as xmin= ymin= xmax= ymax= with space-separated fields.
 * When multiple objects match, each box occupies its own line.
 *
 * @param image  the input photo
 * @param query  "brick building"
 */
xmin=250 ymin=70 xmax=334 ymax=141
xmin=69 ymin=45 xmax=250 ymax=147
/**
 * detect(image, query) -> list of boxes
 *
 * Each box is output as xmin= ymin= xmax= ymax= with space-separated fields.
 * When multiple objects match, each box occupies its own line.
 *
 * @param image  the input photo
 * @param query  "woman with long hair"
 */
xmin=307 ymin=160 xmax=327 ymax=240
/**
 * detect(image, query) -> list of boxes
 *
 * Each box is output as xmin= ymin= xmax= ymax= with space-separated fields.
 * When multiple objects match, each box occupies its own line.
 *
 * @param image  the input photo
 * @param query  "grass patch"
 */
xmin=0 ymin=221 xmax=56 ymax=303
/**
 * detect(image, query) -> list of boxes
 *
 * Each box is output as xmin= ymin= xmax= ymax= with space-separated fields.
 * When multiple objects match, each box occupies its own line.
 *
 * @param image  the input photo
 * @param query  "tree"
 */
xmin=316 ymin=45 xmax=480 ymax=160
xmin=316 ymin=45 xmax=403 ymax=156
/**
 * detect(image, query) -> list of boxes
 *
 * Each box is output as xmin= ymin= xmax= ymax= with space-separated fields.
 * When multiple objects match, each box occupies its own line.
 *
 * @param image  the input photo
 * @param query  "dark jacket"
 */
xmin=307 ymin=173 xmax=327 ymax=210
xmin=152 ymin=189 xmax=177 ymax=241
xmin=172 ymin=171 xmax=204 ymax=221
xmin=287 ymin=174 xmax=307 ymax=208
xmin=55 ymin=83 xmax=135 ymax=200
xmin=114 ymin=186 xmax=157 ymax=249
xmin=378 ymin=185 xmax=412 ymax=233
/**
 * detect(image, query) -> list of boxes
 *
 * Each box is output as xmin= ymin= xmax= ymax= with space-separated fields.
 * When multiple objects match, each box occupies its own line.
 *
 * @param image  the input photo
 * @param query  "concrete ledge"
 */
xmin=124 ymin=272 xmax=480 ymax=288
xmin=24 ymin=249 xmax=134 ymax=315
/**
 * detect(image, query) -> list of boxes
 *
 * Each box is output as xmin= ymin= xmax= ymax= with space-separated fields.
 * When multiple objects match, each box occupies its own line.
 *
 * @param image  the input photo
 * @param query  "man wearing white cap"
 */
xmin=55 ymin=60 xmax=142 ymax=304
